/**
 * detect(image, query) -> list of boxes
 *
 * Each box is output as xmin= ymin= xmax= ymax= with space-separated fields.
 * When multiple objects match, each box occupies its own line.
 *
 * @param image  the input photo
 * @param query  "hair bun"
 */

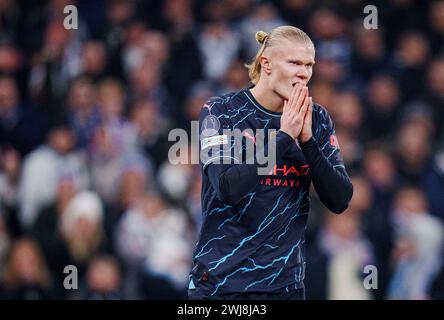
xmin=255 ymin=31 xmax=268 ymax=45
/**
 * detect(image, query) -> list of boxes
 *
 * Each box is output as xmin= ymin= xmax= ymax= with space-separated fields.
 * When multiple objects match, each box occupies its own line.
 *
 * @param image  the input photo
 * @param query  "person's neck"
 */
xmin=250 ymin=81 xmax=284 ymax=113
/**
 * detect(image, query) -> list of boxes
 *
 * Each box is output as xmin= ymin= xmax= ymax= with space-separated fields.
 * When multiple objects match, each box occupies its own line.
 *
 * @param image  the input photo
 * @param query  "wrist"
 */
xmin=278 ymin=129 xmax=296 ymax=140
xmin=300 ymin=136 xmax=317 ymax=148
xmin=298 ymin=134 xmax=313 ymax=144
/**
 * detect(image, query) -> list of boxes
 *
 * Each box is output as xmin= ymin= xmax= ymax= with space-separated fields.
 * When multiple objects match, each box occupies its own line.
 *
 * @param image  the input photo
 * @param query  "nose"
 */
xmin=296 ymin=67 xmax=309 ymax=80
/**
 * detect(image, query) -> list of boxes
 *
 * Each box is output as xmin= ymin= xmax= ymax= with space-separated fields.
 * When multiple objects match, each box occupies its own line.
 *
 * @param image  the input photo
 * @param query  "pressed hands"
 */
xmin=279 ymin=84 xmax=313 ymax=143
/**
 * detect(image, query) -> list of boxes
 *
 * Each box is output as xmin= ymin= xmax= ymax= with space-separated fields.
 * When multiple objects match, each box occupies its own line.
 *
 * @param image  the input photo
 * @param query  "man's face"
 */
xmin=264 ymin=39 xmax=315 ymax=100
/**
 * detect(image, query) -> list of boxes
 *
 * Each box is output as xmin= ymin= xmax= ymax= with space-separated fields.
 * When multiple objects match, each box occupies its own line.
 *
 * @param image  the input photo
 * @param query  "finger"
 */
xmin=304 ymin=98 xmax=313 ymax=125
xmin=288 ymin=84 xmax=302 ymax=110
xmin=285 ymin=99 xmax=296 ymax=120
xmin=295 ymin=86 xmax=308 ymax=112
xmin=291 ymin=95 xmax=307 ymax=125
xmin=290 ymin=86 xmax=305 ymax=119
xmin=307 ymin=98 xmax=313 ymax=121
xmin=283 ymin=99 xmax=289 ymax=114
xmin=298 ymin=94 xmax=310 ymax=117
xmin=302 ymin=93 xmax=310 ymax=107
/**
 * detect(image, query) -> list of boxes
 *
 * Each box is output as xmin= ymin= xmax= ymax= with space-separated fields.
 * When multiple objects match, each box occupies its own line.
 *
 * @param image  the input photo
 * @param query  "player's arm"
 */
xmin=200 ymin=93 xmax=301 ymax=206
xmin=299 ymin=104 xmax=353 ymax=214
xmin=205 ymin=131 xmax=294 ymax=206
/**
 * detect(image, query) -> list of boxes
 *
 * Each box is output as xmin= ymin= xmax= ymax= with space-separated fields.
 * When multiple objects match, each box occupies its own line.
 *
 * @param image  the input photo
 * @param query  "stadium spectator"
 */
xmin=387 ymin=187 xmax=444 ymax=299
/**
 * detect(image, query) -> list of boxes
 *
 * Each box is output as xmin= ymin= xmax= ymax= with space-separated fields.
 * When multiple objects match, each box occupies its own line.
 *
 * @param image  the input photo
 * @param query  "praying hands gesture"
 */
xmin=280 ymin=84 xmax=313 ymax=143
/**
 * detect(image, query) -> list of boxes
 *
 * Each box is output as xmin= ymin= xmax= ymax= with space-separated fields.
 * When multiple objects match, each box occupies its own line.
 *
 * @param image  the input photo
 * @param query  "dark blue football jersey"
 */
xmin=189 ymin=88 xmax=345 ymax=297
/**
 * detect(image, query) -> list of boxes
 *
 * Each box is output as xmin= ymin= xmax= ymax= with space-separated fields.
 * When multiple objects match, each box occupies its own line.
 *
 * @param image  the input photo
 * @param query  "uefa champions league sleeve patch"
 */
xmin=201 ymin=114 xmax=220 ymax=136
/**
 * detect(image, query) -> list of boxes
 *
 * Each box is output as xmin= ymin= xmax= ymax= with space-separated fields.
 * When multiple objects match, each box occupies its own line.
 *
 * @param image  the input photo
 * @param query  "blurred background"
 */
xmin=0 ymin=0 xmax=443 ymax=300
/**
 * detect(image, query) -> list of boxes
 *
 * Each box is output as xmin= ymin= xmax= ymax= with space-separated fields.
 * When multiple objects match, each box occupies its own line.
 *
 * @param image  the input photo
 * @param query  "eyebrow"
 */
xmin=288 ymin=59 xmax=315 ymax=66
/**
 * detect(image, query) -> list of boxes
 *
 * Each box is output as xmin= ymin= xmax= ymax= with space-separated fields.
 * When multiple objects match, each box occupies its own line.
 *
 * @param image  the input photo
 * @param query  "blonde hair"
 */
xmin=245 ymin=26 xmax=315 ymax=84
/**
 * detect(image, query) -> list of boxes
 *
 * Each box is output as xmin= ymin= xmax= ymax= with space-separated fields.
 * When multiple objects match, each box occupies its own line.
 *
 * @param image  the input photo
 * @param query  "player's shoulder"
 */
xmin=200 ymin=90 xmax=244 ymax=115
xmin=312 ymin=102 xmax=333 ymax=122
xmin=312 ymin=102 xmax=329 ymax=116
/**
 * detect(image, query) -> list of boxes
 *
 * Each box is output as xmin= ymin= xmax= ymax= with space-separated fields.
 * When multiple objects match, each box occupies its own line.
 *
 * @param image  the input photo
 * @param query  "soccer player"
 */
xmin=188 ymin=26 xmax=353 ymax=300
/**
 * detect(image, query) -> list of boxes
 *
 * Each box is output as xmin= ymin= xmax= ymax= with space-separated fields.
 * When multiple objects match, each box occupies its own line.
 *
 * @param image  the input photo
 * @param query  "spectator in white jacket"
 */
xmin=18 ymin=125 xmax=89 ymax=230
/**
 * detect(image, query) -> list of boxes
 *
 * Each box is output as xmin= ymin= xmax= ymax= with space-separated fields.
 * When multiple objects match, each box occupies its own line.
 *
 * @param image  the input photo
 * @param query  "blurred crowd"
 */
xmin=0 ymin=0 xmax=443 ymax=300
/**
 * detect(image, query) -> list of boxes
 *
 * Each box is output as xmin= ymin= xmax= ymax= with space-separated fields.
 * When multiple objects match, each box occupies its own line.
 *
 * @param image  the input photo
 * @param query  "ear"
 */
xmin=260 ymin=55 xmax=272 ymax=75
